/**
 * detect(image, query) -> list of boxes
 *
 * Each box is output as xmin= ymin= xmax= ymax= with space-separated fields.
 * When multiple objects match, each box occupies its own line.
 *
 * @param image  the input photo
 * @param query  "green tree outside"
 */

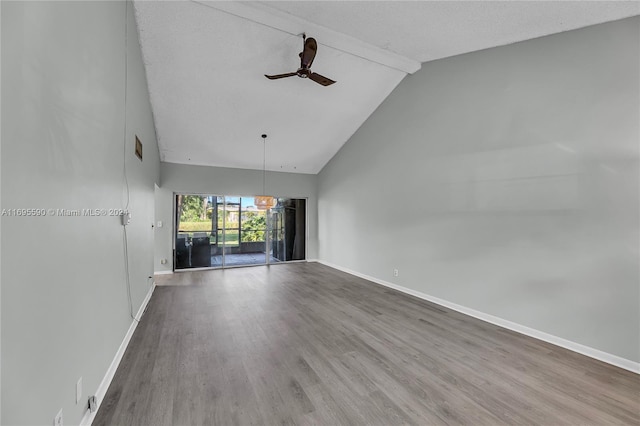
xmin=242 ymin=214 xmax=266 ymax=242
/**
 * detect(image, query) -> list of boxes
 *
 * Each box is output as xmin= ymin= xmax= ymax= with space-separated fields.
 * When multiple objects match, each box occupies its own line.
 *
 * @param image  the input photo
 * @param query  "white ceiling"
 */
xmin=134 ymin=1 xmax=639 ymax=174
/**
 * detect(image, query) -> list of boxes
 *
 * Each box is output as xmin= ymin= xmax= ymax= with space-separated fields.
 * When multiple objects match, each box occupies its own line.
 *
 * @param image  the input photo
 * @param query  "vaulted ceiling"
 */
xmin=134 ymin=1 xmax=639 ymax=174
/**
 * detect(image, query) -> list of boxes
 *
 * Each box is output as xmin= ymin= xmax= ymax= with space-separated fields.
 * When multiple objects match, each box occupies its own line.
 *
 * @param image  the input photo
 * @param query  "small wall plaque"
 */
xmin=135 ymin=135 xmax=143 ymax=161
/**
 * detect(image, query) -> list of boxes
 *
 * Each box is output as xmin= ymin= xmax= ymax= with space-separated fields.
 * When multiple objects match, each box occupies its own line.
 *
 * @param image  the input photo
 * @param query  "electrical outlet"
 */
xmin=76 ymin=377 xmax=82 ymax=404
xmin=54 ymin=408 xmax=63 ymax=426
xmin=160 ymin=259 xmax=167 ymax=265
xmin=157 ymin=220 xmax=163 ymax=228
xmin=88 ymin=395 xmax=97 ymax=413
xmin=121 ymin=212 xmax=131 ymax=226
xmin=393 ymin=268 xmax=399 ymax=277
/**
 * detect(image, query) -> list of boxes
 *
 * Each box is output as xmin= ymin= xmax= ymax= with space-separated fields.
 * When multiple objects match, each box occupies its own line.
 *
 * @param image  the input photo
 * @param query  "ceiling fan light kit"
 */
xmin=265 ymin=34 xmax=336 ymax=86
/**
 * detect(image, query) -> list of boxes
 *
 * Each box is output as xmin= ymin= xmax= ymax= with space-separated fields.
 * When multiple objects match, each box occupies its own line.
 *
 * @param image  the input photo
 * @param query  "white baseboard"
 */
xmin=314 ymin=260 xmax=639 ymax=374
xmin=79 ymin=282 xmax=157 ymax=426
xmin=153 ymin=270 xmax=173 ymax=275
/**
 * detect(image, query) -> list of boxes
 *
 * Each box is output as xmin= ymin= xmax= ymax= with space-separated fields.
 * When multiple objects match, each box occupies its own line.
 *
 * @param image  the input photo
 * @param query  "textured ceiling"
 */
xmin=265 ymin=1 xmax=640 ymax=63
xmin=134 ymin=1 xmax=639 ymax=174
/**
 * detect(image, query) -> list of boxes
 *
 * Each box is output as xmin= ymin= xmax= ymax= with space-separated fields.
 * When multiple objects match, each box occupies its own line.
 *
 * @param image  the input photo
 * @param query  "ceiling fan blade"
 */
xmin=300 ymin=37 xmax=317 ymax=69
xmin=309 ymin=72 xmax=336 ymax=86
xmin=265 ymin=72 xmax=297 ymax=80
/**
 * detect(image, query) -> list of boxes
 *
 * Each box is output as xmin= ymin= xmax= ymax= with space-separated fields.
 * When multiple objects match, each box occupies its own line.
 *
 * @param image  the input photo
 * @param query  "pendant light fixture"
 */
xmin=255 ymin=134 xmax=276 ymax=210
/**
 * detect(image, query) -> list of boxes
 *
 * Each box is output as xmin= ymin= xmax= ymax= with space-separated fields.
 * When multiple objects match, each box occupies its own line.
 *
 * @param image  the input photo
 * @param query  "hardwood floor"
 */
xmin=95 ymin=262 xmax=639 ymax=425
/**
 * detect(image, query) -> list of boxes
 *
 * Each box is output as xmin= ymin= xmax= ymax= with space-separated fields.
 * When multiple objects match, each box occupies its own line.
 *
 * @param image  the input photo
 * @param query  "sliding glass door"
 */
xmin=217 ymin=196 xmax=268 ymax=267
xmin=174 ymin=194 xmax=305 ymax=270
xmin=175 ymin=194 xmax=214 ymax=269
xmin=270 ymin=198 xmax=306 ymax=262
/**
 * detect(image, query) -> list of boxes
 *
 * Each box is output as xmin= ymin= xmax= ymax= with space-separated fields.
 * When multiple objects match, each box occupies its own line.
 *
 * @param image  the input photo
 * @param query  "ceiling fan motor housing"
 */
xmin=297 ymin=68 xmax=311 ymax=78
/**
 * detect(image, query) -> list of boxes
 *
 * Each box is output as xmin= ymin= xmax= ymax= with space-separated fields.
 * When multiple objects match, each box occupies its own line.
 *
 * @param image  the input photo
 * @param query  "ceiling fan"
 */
xmin=265 ymin=34 xmax=336 ymax=86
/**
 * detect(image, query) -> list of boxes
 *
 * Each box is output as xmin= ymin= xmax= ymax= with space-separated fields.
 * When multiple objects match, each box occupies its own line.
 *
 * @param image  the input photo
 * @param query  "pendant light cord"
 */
xmin=262 ymin=134 xmax=267 ymax=195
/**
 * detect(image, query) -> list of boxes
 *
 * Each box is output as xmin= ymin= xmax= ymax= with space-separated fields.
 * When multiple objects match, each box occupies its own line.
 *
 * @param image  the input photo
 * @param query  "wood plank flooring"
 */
xmin=95 ymin=263 xmax=640 ymax=425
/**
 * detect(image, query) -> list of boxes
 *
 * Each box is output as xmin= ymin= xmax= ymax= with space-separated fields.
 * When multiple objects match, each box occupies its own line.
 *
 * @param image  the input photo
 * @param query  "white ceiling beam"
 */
xmin=192 ymin=0 xmax=422 ymax=74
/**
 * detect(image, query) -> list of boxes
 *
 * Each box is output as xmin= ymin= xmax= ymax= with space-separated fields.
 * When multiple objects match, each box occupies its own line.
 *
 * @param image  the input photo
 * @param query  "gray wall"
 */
xmin=155 ymin=162 xmax=318 ymax=272
xmin=318 ymin=17 xmax=639 ymax=362
xmin=1 ymin=1 xmax=160 ymax=424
